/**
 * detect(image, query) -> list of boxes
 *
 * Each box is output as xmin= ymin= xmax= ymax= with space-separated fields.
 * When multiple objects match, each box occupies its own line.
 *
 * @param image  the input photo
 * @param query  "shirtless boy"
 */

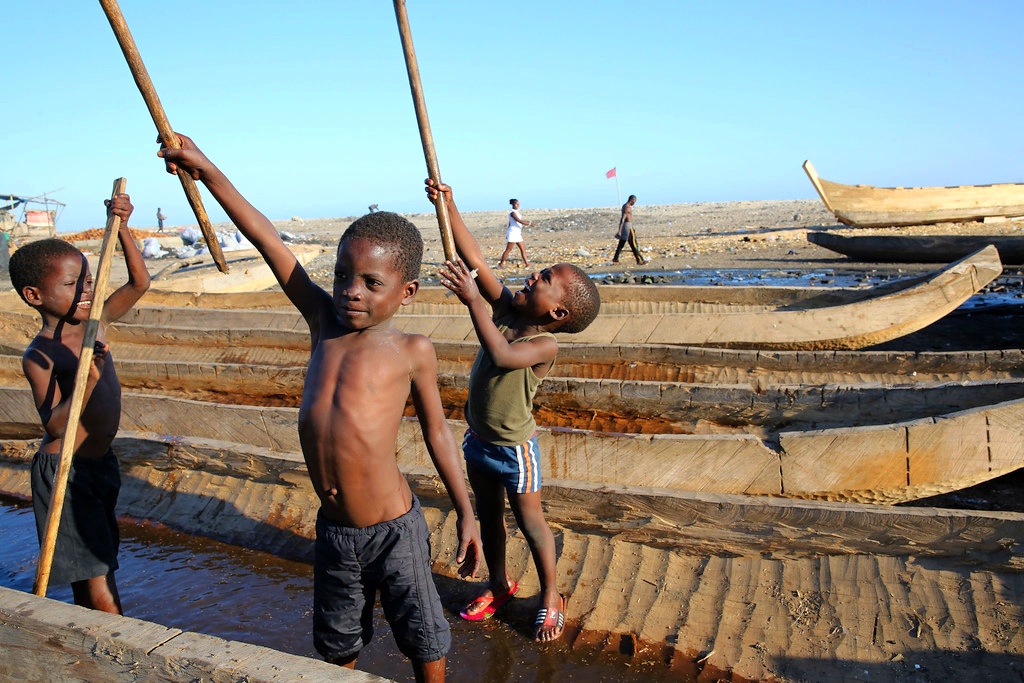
xmin=158 ymin=134 xmax=481 ymax=683
xmin=9 ymin=193 xmax=150 ymax=614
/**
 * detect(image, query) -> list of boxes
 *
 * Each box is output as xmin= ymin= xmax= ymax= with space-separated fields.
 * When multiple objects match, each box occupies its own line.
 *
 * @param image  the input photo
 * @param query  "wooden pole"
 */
xmin=97 ymin=0 xmax=229 ymax=274
xmin=393 ymin=0 xmax=456 ymax=261
xmin=33 ymin=178 xmax=127 ymax=597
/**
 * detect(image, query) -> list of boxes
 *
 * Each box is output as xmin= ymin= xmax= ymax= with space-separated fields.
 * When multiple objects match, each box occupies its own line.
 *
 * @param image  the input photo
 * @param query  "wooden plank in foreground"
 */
xmin=0 ymin=586 xmax=383 ymax=682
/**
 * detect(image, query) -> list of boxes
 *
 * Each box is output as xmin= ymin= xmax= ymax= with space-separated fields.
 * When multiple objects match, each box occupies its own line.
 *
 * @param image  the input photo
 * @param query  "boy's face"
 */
xmin=513 ymin=264 xmax=570 ymax=324
xmin=23 ymin=252 xmax=93 ymax=324
xmin=332 ymin=237 xmax=417 ymax=330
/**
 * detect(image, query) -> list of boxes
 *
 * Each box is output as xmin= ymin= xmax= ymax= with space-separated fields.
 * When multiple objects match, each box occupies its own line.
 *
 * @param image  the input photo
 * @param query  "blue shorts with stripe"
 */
xmin=462 ymin=428 xmax=542 ymax=494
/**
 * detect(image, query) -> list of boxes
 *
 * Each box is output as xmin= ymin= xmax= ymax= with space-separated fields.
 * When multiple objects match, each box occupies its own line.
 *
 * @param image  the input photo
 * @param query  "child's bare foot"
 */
xmin=534 ymin=594 xmax=566 ymax=642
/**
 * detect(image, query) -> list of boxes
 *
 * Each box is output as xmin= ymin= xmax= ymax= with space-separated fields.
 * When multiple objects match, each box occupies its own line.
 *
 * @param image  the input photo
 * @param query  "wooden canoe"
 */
xmin=2 ymin=246 xmax=997 ymax=351
xmin=3 ymin=384 xmax=1022 ymax=504
xmin=1 ymin=433 xmax=1022 ymax=682
xmin=808 ymin=230 xmax=1024 ymax=265
xmin=142 ymin=243 xmax=326 ymax=294
xmin=0 ymin=586 xmax=359 ymax=682
xmin=803 ymin=159 xmax=1024 ymax=228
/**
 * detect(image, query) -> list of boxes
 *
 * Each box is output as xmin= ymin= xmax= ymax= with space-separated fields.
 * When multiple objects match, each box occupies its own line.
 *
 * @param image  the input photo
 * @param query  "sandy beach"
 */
xmin=238 ymin=197 xmax=1023 ymax=288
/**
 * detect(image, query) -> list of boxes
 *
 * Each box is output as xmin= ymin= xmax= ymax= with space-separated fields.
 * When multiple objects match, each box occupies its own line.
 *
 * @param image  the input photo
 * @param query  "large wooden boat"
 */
xmin=807 ymin=230 xmax=1024 ymax=265
xmin=3 ymin=382 xmax=1022 ymax=505
xmin=0 ymin=585 xmax=357 ymax=682
xmin=1 ymin=432 xmax=1021 ymax=681
xmin=146 ymin=244 xmax=327 ymax=294
xmin=0 ymin=247 xmax=996 ymax=351
xmin=803 ymin=159 xmax=1024 ymax=228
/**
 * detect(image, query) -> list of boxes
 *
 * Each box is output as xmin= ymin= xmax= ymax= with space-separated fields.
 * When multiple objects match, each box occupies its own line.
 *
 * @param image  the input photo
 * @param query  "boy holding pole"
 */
xmin=8 ymin=191 xmax=150 ymax=613
xmin=427 ymin=179 xmax=601 ymax=642
xmin=157 ymin=133 xmax=481 ymax=682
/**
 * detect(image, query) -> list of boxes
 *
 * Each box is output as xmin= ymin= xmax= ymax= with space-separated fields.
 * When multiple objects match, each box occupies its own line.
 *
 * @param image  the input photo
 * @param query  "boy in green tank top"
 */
xmin=426 ymin=180 xmax=600 ymax=642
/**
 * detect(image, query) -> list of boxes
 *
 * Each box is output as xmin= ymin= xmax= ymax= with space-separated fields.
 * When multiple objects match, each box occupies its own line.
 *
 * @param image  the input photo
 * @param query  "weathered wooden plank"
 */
xmin=0 ymin=586 xmax=382 ymax=682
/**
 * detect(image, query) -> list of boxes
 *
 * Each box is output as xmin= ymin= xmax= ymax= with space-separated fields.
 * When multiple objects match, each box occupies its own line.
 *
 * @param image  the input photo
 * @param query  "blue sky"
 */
xmin=3 ymin=1 xmax=1023 ymax=232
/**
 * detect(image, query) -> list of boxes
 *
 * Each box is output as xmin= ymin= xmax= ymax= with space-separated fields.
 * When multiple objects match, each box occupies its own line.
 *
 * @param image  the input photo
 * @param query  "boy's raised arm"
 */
xmin=158 ymin=134 xmax=322 ymax=318
xmin=102 ymin=194 xmax=151 ymax=322
xmin=424 ymin=180 xmax=506 ymax=306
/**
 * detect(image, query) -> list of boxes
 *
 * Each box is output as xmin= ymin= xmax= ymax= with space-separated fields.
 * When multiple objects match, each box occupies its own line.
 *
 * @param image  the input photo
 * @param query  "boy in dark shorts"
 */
xmin=158 ymin=133 xmax=482 ymax=682
xmin=9 ymin=193 xmax=150 ymax=613
xmin=426 ymin=180 xmax=601 ymax=642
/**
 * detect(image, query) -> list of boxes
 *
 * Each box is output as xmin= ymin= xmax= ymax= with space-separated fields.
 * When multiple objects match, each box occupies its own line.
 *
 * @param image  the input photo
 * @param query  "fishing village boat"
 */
xmin=134 ymin=243 xmax=326 ymax=294
xmin=1 ymin=429 xmax=1022 ymax=681
xmin=807 ymin=230 xmax=1024 ymax=265
xmin=803 ymin=159 xmax=1024 ymax=228
xmin=16 ymin=245 xmax=995 ymax=351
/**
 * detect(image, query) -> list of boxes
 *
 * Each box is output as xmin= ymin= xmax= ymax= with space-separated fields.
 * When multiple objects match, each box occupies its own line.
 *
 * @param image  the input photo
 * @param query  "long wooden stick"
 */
xmin=98 ymin=0 xmax=229 ymax=274
xmin=393 ymin=0 xmax=456 ymax=261
xmin=33 ymin=178 xmax=127 ymax=596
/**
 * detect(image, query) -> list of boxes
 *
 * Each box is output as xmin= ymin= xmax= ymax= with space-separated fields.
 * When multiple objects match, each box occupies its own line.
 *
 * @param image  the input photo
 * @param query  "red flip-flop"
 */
xmin=459 ymin=580 xmax=519 ymax=621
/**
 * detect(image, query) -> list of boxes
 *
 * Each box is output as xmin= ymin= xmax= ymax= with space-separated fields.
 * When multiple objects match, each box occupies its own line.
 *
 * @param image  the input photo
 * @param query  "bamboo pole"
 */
xmin=98 ymin=0 xmax=229 ymax=274
xmin=393 ymin=0 xmax=456 ymax=261
xmin=33 ymin=178 xmax=127 ymax=596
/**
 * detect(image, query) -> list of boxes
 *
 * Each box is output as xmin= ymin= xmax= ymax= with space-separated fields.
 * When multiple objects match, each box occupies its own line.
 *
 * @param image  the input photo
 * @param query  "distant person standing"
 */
xmin=497 ymin=199 xmax=533 ymax=269
xmin=156 ymin=207 xmax=167 ymax=233
xmin=612 ymin=194 xmax=646 ymax=265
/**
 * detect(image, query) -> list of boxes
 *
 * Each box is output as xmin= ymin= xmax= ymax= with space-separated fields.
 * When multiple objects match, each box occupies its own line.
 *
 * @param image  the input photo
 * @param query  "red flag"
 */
xmin=605 ymin=167 xmax=616 ymax=179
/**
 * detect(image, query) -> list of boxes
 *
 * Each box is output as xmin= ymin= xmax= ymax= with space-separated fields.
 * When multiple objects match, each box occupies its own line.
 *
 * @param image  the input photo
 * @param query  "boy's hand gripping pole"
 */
xmin=34 ymin=178 xmax=127 ymax=597
xmin=393 ymin=0 xmax=456 ymax=262
xmin=98 ymin=0 xmax=229 ymax=273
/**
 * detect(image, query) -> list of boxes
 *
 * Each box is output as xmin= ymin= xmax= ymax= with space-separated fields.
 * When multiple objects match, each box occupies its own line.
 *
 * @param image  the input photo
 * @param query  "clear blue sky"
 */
xmin=4 ymin=1 xmax=1023 ymax=232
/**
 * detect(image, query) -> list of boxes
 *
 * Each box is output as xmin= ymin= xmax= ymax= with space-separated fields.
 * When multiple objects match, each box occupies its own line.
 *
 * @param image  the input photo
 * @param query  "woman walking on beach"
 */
xmin=497 ymin=198 xmax=533 ymax=269
xmin=613 ymin=194 xmax=646 ymax=265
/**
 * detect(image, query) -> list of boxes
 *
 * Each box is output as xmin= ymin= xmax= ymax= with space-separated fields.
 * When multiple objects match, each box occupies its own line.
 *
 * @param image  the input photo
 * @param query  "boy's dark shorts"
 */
xmin=31 ymin=448 xmax=121 ymax=585
xmin=313 ymin=496 xmax=450 ymax=663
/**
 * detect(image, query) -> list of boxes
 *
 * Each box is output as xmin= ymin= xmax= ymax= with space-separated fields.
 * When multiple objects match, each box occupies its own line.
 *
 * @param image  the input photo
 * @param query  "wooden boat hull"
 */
xmin=804 ymin=159 xmax=1024 ymax=227
xmin=808 ymin=230 xmax=1024 ymax=265
xmin=143 ymin=244 xmax=326 ymax=294
xmin=0 ymin=585 xmax=352 ymax=682
xmin=3 ymin=385 xmax=1022 ymax=504
xmin=1 ymin=247 xmax=997 ymax=351
xmin=1 ymin=434 xmax=1022 ymax=681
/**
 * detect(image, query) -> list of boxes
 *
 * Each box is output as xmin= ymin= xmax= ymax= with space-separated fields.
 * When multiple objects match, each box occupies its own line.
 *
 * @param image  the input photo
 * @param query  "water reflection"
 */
xmin=0 ymin=498 xmax=690 ymax=682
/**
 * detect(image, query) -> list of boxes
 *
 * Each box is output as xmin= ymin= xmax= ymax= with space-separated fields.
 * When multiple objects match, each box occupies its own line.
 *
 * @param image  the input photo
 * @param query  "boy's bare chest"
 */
xmin=306 ymin=335 xmax=410 ymax=392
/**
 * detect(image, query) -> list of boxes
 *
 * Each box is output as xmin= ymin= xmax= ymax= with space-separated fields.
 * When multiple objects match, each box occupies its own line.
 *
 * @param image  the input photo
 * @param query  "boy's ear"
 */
xmin=550 ymin=305 xmax=569 ymax=322
xmin=21 ymin=286 xmax=43 ymax=307
xmin=402 ymin=279 xmax=420 ymax=305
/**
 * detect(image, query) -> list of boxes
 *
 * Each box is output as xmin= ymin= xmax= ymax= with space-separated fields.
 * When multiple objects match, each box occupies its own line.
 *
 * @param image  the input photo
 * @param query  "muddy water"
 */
xmin=0 ymin=498 xmax=721 ymax=683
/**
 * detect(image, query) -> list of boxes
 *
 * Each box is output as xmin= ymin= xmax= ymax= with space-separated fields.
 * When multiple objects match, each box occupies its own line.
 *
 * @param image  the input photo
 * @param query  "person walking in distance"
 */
xmin=612 ymin=194 xmax=646 ymax=265
xmin=498 ymin=199 xmax=533 ymax=269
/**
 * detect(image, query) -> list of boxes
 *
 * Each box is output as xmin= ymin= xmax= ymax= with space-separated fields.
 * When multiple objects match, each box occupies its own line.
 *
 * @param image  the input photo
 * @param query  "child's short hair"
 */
xmin=558 ymin=264 xmax=601 ymax=334
xmin=339 ymin=211 xmax=423 ymax=282
xmin=8 ymin=238 xmax=83 ymax=304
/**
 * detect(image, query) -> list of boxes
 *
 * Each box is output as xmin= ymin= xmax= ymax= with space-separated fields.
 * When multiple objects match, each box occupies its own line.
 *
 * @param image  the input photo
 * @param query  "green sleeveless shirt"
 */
xmin=465 ymin=325 xmax=556 ymax=446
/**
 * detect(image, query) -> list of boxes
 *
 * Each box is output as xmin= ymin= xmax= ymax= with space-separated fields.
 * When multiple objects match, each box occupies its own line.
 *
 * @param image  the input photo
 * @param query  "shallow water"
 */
xmin=0 ymin=498 xmax=697 ymax=683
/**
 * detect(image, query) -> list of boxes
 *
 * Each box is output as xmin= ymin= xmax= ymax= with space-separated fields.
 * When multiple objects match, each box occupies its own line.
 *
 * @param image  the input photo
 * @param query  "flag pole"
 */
xmin=615 ymin=172 xmax=621 ymax=208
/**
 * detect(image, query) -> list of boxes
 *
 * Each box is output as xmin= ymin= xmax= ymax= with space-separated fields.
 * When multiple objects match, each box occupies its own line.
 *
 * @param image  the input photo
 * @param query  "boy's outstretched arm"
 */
xmin=424 ymin=180 xmax=507 ymax=307
xmin=102 ymin=193 xmax=150 ymax=322
xmin=440 ymin=256 xmax=557 ymax=371
xmin=158 ymin=134 xmax=322 ymax=319
xmin=408 ymin=334 xmax=481 ymax=578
